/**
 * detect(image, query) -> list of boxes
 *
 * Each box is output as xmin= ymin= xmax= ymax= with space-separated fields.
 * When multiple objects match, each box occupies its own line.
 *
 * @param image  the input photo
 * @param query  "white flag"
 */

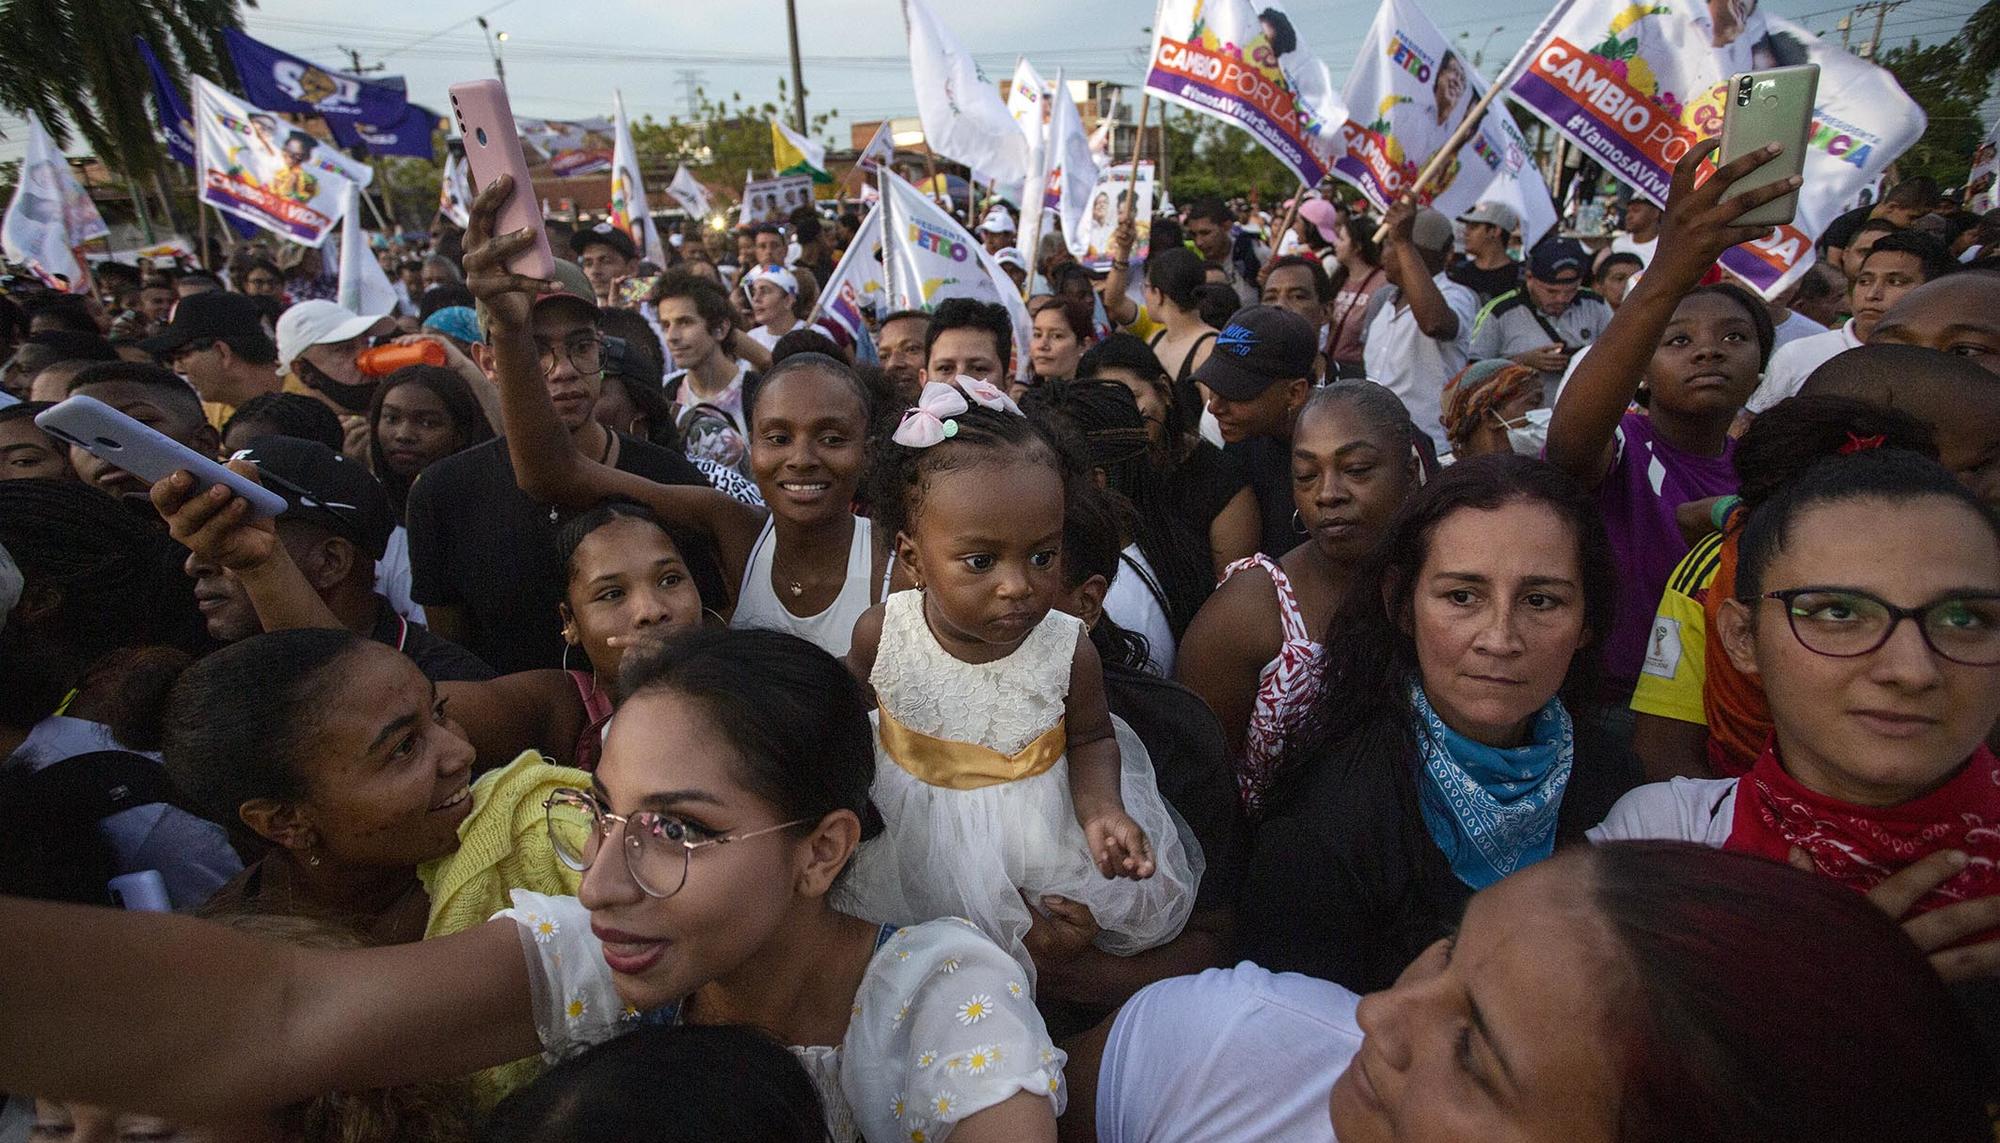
xmin=194 ymin=76 xmax=370 ymax=247
xmin=880 ymin=173 xmax=1033 ymax=372
xmin=1088 ymin=114 xmax=1115 ymax=172
xmin=336 ymin=182 xmax=398 ymax=318
xmin=1007 ymin=58 xmax=1050 ymax=145
xmin=1048 ymin=72 xmax=1101 ymax=257
xmin=1333 ymin=0 xmax=1559 ymax=248
xmin=667 ymin=164 xmax=712 ymax=220
xmin=814 ymin=202 xmax=886 ymax=342
xmin=856 ymin=121 xmax=895 ymax=175
xmin=610 ymin=90 xmax=665 ymax=265
xmin=2 ymin=112 xmax=109 ymax=291
xmin=439 ymin=150 xmax=472 ymax=228
xmin=902 ymin=0 xmax=1030 ymax=185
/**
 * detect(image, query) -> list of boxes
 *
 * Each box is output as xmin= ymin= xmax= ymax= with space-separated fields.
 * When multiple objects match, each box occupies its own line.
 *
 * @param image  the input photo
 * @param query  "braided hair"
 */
xmin=1022 ymin=379 xmax=1215 ymax=637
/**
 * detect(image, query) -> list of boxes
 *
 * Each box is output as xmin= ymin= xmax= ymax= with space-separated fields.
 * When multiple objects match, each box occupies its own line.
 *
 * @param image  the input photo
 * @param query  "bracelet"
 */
xmin=1709 ymin=494 xmax=1742 ymax=531
xmin=1110 ymin=260 xmax=1130 ymax=270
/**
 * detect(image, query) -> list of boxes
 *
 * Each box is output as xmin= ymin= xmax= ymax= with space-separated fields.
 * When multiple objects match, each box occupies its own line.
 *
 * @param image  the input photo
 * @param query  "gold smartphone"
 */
xmin=1716 ymin=64 xmax=1820 ymax=229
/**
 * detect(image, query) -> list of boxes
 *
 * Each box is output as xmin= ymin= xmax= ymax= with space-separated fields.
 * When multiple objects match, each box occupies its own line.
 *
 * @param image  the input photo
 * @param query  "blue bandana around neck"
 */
xmin=1409 ymin=679 xmax=1575 ymax=890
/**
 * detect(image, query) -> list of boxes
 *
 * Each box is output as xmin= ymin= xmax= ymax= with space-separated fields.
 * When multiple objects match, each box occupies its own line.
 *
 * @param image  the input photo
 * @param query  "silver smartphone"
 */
xmin=1716 ymin=64 xmax=1820 ymax=229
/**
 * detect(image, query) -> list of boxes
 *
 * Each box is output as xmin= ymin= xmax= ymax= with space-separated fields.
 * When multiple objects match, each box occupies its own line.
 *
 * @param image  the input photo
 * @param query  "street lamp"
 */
xmin=476 ymin=17 xmax=507 ymax=83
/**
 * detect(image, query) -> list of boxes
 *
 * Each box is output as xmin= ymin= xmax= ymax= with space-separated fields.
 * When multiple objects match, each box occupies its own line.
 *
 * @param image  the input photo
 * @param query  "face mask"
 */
xmin=1500 ymin=407 xmax=1552 ymax=457
xmin=296 ymin=358 xmax=377 ymax=413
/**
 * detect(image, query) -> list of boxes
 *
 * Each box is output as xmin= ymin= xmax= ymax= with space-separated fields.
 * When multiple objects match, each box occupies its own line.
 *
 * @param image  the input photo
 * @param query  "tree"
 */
xmin=1878 ymin=36 xmax=1992 ymax=187
xmin=628 ymin=80 xmax=837 ymax=210
xmin=0 ymin=0 xmax=244 ymax=178
xmin=1158 ymin=105 xmax=1300 ymax=204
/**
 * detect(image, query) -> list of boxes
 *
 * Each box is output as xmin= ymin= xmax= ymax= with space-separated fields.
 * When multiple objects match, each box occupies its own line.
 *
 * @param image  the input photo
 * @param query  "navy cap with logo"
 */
xmin=234 ymin=435 xmax=396 ymax=561
xmin=1528 ymin=237 xmax=1589 ymax=282
xmin=1193 ymin=305 xmax=1319 ymax=401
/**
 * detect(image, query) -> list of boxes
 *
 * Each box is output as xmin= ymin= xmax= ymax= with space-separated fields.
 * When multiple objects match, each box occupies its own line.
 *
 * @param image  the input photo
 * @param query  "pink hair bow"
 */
xmin=955 ymin=374 xmax=1022 ymax=416
xmin=892 ymin=381 xmax=970 ymax=448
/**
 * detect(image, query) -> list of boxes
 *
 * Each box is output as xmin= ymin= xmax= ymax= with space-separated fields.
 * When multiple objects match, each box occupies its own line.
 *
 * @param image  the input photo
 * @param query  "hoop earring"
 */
xmin=703 ymin=606 xmax=729 ymax=628
xmin=1291 ymin=509 xmax=1304 ymax=534
xmin=561 ymin=643 xmax=574 ymax=672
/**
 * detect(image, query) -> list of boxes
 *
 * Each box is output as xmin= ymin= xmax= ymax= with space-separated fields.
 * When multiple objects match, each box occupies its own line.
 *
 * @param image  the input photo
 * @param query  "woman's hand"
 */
xmin=150 ymin=463 xmax=278 ymax=574
xmin=1794 ymin=846 xmax=2000 ymax=984
xmin=461 ymin=174 xmax=555 ymax=337
xmin=1643 ymin=139 xmax=1799 ymax=291
xmin=1021 ymin=891 xmax=1101 ymax=971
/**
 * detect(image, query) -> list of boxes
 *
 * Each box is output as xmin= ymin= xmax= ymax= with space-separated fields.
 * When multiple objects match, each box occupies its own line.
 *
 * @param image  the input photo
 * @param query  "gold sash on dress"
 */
xmin=876 ymin=706 xmax=1066 ymax=790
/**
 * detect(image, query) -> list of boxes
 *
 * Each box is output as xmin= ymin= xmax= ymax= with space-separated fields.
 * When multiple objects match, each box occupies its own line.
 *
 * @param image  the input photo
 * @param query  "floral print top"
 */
xmin=499 ymin=892 xmax=1065 ymax=1141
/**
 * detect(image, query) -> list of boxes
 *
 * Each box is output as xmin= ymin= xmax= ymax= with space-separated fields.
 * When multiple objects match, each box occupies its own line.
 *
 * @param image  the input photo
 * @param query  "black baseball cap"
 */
xmin=1193 ymin=305 xmax=1319 ymax=401
xmin=234 ymin=435 xmax=396 ymax=561
xmin=139 ymin=291 xmax=267 ymax=356
xmin=1528 ymin=237 xmax=1589 ymax=282
xmin=570 ymin=223 xmax=638 ymax=261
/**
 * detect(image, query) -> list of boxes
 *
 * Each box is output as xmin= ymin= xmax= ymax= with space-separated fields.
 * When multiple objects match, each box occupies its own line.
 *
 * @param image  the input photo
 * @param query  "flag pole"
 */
xmin=878 ymin=161 xmax=897 ymax=310
xmin=918 ymin=138 xmax=943 ymax=207
xmin=1369 ymin=0 xmax=1567 ymax=242
xmin=1265 ymin=185 xmax=1308 ymax=275
xmin=1119 ymin=91 xmax=1151 ymax=225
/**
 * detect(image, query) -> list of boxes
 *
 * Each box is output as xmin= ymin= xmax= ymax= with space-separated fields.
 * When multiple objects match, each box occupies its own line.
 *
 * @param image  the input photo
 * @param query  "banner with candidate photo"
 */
xmin=194 ymin=76 xmax=372 ymax=247
xmin=1075 ymin=162 xmax=1155 ymax=271
xmin=742 ymin=173 xmax=816 ymax=225
xmin=223 ymin=28 xmax=407 ymax=125
xmin=1334 ymin=0 xmax=1559 ymax=248
xmin=2 ymin=113 xmax=110 ymax=290
xmin=1506 ymin=0 xmax=1923 ymax=295
xmin=1144 ymin=0 xmax=1347 ymax=188
xmin=516 ymin=117 xmax=614 ymax=177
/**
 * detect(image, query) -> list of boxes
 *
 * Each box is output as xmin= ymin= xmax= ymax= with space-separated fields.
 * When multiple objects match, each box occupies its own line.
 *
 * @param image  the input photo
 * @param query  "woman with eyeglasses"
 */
xmin=1593 ymin=448 xmax=2000 ymax=983
xmin=0 ymin=629 xmax=1065 ymax=1143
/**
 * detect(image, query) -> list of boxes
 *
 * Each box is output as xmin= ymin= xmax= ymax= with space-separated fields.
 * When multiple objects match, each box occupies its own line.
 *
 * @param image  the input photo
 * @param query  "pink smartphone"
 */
xmin=447 ymin=79 xmax=556 ymax=279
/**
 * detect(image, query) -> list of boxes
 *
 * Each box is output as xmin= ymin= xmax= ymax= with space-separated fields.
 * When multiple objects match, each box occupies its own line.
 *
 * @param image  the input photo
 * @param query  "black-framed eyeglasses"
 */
xmin=1747 ymin=587 xmax=2000 ymax=667
xmin=534 ymin=336 xmax=604 ymax=377
xmin=543 ymin=788 xmax=811 ymax=899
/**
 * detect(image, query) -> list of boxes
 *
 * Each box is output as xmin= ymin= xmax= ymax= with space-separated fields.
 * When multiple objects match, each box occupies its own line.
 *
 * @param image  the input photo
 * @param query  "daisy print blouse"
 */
xmin=499 ymin=891 xmax=1066 ymax=1142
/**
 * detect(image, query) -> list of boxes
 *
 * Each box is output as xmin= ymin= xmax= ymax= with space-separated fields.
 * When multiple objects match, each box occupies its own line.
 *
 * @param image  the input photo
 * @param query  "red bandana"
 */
xmin=1725 ymin=742 xmax=2000 ymax=915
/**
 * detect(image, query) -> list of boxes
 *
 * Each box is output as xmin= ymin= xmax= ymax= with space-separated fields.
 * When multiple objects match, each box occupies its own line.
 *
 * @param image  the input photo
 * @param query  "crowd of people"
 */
xmin=0 ymin=129 xmax=1998 ymax=1143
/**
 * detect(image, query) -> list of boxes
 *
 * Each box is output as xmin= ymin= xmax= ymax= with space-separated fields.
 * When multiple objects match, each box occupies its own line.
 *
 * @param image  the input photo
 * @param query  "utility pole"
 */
xmin=784 ymin=0 xmax=808 ymax=134
xmin=675 ymin=69 xmax=703 ymax=121
xmin=1853 ymin=0 xmax=1905 ymax=59
xmin=339 ymin=47 xmax=385 ymax=76
xmin=1837 ymin=13 xmax=1853 ymax=50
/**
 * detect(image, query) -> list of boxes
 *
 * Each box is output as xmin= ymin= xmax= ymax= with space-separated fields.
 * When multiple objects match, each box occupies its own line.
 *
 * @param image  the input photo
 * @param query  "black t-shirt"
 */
xmin=1235 ymin=708 xmax=1640 ymax=993
xmin=1447 ymin=258 xmax=1521 ymax=303
xmin=1224 ymin=434 xmax=1303 ymax=558
xmin=368 ymin=597 xmax=496 ymax=682
xmin=404 ymin=434 xmax=723 ymax=674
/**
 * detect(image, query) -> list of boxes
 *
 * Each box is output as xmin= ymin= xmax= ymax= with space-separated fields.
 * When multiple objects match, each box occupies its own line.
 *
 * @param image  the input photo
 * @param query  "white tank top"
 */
xmin=730 ymin=515 xmax=874 ymax=657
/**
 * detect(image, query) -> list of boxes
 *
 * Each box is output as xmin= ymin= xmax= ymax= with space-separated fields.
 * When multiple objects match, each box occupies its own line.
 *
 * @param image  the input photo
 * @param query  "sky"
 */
xmin=0 ymin=0 xmax=1977 ymax=165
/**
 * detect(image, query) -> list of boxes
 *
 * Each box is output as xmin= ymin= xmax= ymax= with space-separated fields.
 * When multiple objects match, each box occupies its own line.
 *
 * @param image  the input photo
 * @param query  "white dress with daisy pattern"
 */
xmin=845 ymin=589 xmax=1203 ymax=985
xmin=499 ymin=891 xmax=1065 ymax=1142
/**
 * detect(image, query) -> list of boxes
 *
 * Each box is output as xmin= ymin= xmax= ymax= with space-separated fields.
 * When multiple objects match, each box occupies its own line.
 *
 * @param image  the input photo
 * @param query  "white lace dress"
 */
xmin=499 ymin=892 xmax=1065 ymax=1142
xmin=843 ymin=590 xmax=1202 ymax=984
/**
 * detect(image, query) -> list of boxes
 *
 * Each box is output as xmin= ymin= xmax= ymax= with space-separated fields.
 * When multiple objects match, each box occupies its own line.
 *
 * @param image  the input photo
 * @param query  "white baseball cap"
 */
xmin=275 ymin=300 xmax=393 ymax=371
xmin=993 ymin=246 xmax=1028 ymax=271
xmin=978 ymin=206 xmax=1017 ymax=235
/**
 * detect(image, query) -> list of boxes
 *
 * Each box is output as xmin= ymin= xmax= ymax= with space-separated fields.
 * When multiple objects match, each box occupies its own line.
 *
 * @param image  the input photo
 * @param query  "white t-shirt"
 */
xmin=1585 ymin=776 xmax=1739 ymax=846
xmin=1363 ymin=272 xmax=1480 ymax=454
xmin=1770 ymin=309 xmax=1828 ymax=350
xmin=1096 ymin=962 xmax=1359 ymax=1143
xmin=375 ymin=525 xmax=425 ymax=624
xmin=1610 ymin=232 xmax=1659 ymax=267
xmin=747 ymin=319 xmax=803 ymax=351
xmin=1744 ymin=320 xmax=1862 ymax=414
xmin=1103 ymin=544 xmax=1177 ymax=676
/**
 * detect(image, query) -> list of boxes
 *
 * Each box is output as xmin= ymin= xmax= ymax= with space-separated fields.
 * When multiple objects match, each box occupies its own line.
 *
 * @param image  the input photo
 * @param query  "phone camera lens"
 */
xmin=476 ymin=127 xmax=488 ymax=146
